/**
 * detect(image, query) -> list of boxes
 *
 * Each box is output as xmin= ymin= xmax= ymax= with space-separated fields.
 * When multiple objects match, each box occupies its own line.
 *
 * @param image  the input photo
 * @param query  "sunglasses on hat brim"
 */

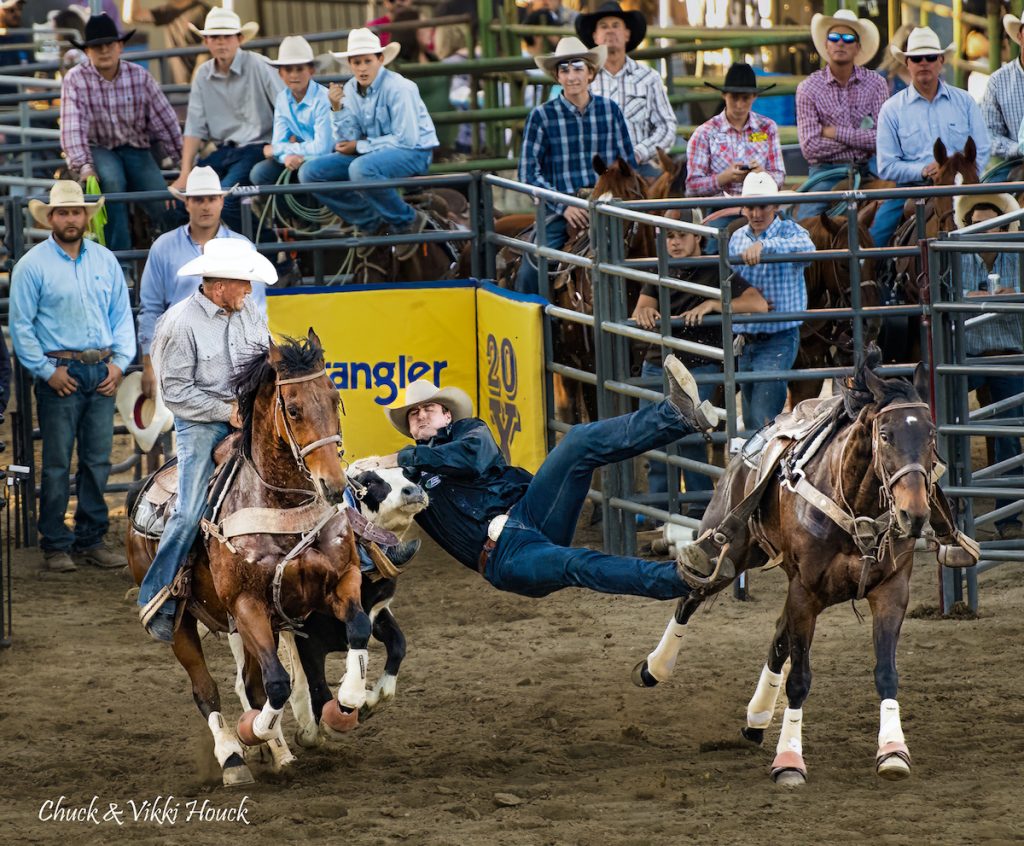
xmin=908 ymin=53 xmax=941 ymax=63
xmin=826 ymin=32 xmax=859 ymax=44
xmin=556 ymin=59 xmax=589 ymax=72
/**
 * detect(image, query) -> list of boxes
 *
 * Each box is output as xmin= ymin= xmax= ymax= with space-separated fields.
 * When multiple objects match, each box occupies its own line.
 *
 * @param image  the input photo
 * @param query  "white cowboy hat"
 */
xmin=116 ymin=372 xmax=174 ymax=453
xmin=954 ymin=192 xmax=1022 ymax=231
xmin=28 ymin=180 xmax=104 ymax=228
xmin=1004 ymin=14 xmax=1024 ymax=42
xmin=534 ymin=36 xmax=607 ymax=75
xmin=386 ymin=379 xmax=474 ymax=438
xmin=177 ymin=238 xmax=278 ymax=285
xmin=189 ymin=7 xmax=259 ymax=42
xmin=168 ymin=166 xmax=230 ymax=201
xmin=889 ymin=26 xmax=954 ymax=61
xmin=810 ymin=9 xmax=880 ymax=66
xmin=331 ymin=28 xmax=400 ymax=65
xmin=270 ymin=35 xmax=316 ymax=66
xmin=739 ymin=171 xmax=781 ymax=198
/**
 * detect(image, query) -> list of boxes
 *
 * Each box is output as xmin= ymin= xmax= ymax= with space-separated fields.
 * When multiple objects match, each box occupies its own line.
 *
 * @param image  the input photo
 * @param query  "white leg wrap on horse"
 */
xmin=776 ymin=707 xmax=804 ymax=757
xmin=338 ymin=648 xmax=369 ymax=710
xmin=878 ymin=698 xmax=906 ymax=747
xmin=264 ymin=734 xmax=296 ymax=770
xmin=645 ymin=616 xmax=687 ymax=682
xmin=747 ymin=664 xmax=786 ymax=729
xmin=227 ymin=633 xmax=253 ymax=712
xmin=207 ymin=712 xmax=244 ymax=767
xmin=252 ymin=701 xmax=284 ymax=741
xmin=279 ymin=632 xmax=315 ymax=730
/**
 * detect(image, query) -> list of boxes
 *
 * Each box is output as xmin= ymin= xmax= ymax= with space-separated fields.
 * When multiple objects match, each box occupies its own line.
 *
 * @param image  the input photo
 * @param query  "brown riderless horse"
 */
xmin=127 ymin=331 xmax=369 ymax=786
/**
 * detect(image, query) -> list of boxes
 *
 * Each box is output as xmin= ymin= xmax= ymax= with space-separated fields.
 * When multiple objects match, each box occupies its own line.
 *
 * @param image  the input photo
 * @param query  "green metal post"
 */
xmin=952 ymin=0 xmax=964 ymax=89
xmin=478 ymin=0 xmax=501 ymax=154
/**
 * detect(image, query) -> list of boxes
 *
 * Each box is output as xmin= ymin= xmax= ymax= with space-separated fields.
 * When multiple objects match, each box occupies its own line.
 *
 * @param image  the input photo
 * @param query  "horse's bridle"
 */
xmin=869 ymin=401 xmax=936 ymax=505
xmin=273 ymin=369 xmax=344 ymax=484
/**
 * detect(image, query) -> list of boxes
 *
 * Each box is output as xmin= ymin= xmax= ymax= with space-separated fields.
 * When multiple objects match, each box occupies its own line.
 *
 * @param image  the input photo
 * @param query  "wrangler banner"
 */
xmin=267 ymin=280 xmax=546 ymax=471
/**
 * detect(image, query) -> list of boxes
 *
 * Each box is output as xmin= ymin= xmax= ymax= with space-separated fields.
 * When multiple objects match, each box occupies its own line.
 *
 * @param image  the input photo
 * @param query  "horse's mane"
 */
xmin=840 ymin=346 xmax=921 ymax=417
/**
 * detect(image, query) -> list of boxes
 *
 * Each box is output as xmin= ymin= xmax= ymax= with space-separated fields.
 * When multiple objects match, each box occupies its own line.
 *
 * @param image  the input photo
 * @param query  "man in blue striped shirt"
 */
xmin=516 ymin=36 xmax=635 ymax=295
xmin=728 ymin=172 xmax=815 ymax=432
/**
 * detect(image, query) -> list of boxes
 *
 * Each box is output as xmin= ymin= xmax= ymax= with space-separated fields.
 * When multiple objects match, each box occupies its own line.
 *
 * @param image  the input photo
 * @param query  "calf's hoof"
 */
xmin=876 ymin=742 xmax=912 ymax=781
xmin=236 ymin=709 xmax=262 ymax=747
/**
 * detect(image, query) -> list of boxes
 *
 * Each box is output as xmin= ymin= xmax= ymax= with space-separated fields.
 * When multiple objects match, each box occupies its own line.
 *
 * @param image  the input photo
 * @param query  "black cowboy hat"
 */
xmin=575 ymin=1 xmax=647 ymax=53
xmin=703 ymin=62 xmax=776 ymax=94
xmin=69 ymin=13 xmax=135 ymax=50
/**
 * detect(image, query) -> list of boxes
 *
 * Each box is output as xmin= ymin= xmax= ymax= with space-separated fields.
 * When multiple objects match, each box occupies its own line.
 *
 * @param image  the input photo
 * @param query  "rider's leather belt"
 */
xmin=46 ymin=347 xmax=112 ymax=364
xmin=737 ymin=332 xmax=782 ymax=342
xmin=477 ymin=513 xmax=509 ymax=576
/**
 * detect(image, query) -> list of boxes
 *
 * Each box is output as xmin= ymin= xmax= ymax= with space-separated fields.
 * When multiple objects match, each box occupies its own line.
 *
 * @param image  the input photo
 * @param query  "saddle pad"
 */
xmin=145 ymin=462 xmax=179 ymax=506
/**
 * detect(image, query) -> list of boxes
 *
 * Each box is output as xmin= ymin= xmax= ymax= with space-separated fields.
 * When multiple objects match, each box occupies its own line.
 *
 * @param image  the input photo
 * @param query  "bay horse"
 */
xmin=127 ymin=330 xmax=370 ymax=787
xmin=632 ymin=352 xmax=979 ymax=785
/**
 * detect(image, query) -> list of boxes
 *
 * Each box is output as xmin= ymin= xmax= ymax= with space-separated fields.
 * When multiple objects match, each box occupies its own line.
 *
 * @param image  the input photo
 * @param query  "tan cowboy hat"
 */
xmin=1004 ymin=14 xmax=1024 ymax=42
xmin=889 ymin=26 xmax=954 ymax=61
xmin=954 ymin=192 xmax=1022 ymax=231
xmin=331 ymin=28 xmax=400 ymax=65
xmin=168 ymin=165 xmax=230 ymax=201
xmin=28 ymin=180 xmax=104 ymax=228
xmin=386 ymin=380 xmax=474 ymax=438
xmin=177 ymin=238 xmax=278 ymax=284
xmin=535 ymin=36 xmax=607 ymax=75
xmin=270 ymin=35 xmax=316 ymax=66
xmin=810 ymin=9 xmax=880 ymax=66
xmin=189 ymin=7 xmax=259 ymax=42
xmin=116 ymin=372 xmax=174 ymax=453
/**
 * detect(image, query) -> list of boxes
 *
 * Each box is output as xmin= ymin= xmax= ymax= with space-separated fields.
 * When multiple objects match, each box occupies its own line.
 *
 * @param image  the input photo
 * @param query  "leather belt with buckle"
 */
xmin=46 ymin=347 xmax=112 ymax=365
xmin=477 ymin=513 xmax=509 ymax=575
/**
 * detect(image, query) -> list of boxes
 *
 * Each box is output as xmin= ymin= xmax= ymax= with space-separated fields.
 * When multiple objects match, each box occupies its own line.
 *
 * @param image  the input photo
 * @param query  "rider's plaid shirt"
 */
xmin=959 ymin=251 xmax=1024 ymax=356
xmin=590 ymin=58 xmax=677 ymax=166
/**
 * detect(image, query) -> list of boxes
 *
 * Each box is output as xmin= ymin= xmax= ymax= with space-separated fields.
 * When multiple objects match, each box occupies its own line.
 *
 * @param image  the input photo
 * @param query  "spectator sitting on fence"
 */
xmin=953 ymin=191 xmax=1024 ymax=541
xmin=980 ymin=14 xmax=1024 ymax=183
xmin=125 ymin=0 xmax=211 ymax=85
xmin=871 ymin=26 xmax=990 ymax=249
xmin=298 ymin=28 xmax=438 ymax=255
xmin=138 ymin=166 xmax=267 ymax=401
xmin=685 ymin=62 xmax=785 ymax=198
xmin=366 ymin=0 xmax=414 ymax=47
xmin=59 ymin=13 xmax=182 ymax=252
xmin=249 ymin=36 xmax=333 ymax=192
xmin=516 ymin=36 xmax=635 ymax=296
xmin=795 ymin=9 xmax=887 ymax=218
xmin=575 ymin=1 xmax=676 ymax=179
xmin=9 ymin=180 xmax=135 ymax=573
xmin=631 ymin=208 xmax=766 ymax=519
xmin=728 ymin=171 xmax=814 ymax=432
xmin=171 ymin=6 xmax=283 ymax=236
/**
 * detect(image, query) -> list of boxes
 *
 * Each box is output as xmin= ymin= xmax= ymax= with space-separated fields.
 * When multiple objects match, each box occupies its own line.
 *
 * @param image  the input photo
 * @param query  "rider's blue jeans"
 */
xmin=138 ymin=420 xmax=230 ymax=618
xmin=515 ymin=212 xmax=569 ymax=296
xmin=738 ymin=326 xmax=800 ymax=432
xmin=484 ymin=399 xmax=694 ymax=599
xmin=197 ymin=143 xmax=266 ymax=234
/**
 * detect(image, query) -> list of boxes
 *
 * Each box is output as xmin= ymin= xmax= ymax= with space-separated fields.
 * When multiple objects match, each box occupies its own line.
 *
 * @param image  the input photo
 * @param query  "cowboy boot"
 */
xmin=664 ymin=354 xmax=719 ymax=433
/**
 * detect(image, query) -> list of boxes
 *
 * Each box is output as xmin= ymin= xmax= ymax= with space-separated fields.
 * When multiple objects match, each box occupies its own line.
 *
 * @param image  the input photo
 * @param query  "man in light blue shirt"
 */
xmin=9 ymin=181 xmax=135 ymax=572
xmin=250 ymin=36 xmax=334 ymax=189
xmin=872 ymin=27 xmax=990 ymax=248
xmin=298 ymin=28 xmax=438 ymax=259
xmin=138 ymin=166 xmax=267 ymax=400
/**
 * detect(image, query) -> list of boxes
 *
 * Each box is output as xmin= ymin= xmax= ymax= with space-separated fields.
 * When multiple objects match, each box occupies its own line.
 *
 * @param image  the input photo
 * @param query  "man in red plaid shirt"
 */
xmin=60 ymin=14 xmax=182 ymax=252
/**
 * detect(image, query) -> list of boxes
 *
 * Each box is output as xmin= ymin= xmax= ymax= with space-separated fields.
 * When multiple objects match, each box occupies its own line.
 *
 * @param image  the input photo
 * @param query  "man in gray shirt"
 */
xmin=138 ymin=237 xmax=276 ymax=642
xmin=169 ymin=6 xmax=282 ymax=235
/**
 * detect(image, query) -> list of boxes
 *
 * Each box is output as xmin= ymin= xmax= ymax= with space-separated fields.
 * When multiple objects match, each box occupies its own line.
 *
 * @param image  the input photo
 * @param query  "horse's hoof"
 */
xmin=236 ymin=709 xmax=262 ymax=747
xmin=741 ymin=726 xmax=765 ymax=745
xmin=295 ymin=723 xmax=323 ymax=749
xmin=772 ymin=769 xmax=807 ymax=788
xmin=876 ymin=743 xmax=912 ymax=780
xmin=631 ymin=660 xmax=659 ymax=688
xmin=770 ymin=750 xmax=807 ymax=787
xmin=320 ymin=699 xmax=359 ymax=738
xmin=222 ymin=763 xmax=255 ymax=788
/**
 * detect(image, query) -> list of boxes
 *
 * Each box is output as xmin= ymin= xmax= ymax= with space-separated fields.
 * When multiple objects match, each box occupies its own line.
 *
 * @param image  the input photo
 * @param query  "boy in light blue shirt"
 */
xmin=250 ymin=36 xmax=334 ymax=188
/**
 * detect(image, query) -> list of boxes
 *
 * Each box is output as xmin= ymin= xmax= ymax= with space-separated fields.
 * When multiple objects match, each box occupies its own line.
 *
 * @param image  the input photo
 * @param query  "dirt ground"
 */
xmin=1 ymin=493 xmax=1023 ymax=846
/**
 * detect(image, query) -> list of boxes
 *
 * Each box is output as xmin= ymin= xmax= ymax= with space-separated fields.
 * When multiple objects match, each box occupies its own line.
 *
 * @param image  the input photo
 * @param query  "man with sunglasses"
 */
xmin=796 ymin=10 xmax=887 ymax=217
xmin=872 ymin=27 xmax=989 ymax=248
xmin=516 ymin=37 xmax=635 ymax=295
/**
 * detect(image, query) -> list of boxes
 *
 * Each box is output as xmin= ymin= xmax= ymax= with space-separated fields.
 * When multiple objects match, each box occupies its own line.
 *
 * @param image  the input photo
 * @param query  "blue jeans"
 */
xmin=984 ymin=159 xmax=1017 ymax=184
xmin=138 ymin=420 xmax=230 ymax=617
xmin=738 ymin=327 xmax=800 ymax=432
xmin=642 ymin=360 xmax=718 ymax=512
xmin=515 ymin=212 xmax=568 ymax=296
xmin=197 ymin=143 xmax=267 ymax=233
xmin=35 ymin=361 xmax=115 ymax=551
xmin=968 ymin=371 xmax=1024 ymax=528
xmin=870 ymin=197 xmax=906 ymax=249
xmin=484 ymin=400 xmax=694 ymax=599
xmin=91 ymin=145 xmax=175 ymax=252
xmin=298 ymin=147 xmax=432 ymax=229
xmin=249 ymin=157 xmax=285 ymax=187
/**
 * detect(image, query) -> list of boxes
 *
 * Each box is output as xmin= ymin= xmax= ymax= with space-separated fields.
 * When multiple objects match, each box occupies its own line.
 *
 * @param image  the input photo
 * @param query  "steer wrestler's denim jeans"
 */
xmin=484 ymin=400 xmax=694 ymax=599
xmin=138 ymin=420 xmax=230 ymax=618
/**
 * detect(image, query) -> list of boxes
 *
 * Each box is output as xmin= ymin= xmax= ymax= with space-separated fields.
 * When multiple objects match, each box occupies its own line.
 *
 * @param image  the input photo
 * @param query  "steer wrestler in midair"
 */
xmin=350 ymin=354 xmax=716 ymax=601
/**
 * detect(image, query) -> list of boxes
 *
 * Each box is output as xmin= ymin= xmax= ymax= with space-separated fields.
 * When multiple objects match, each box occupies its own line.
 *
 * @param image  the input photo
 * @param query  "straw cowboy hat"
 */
xmin=168 ymin=165 xmax=230 ymax=201
xmin=28 ymin=180 xmax=104 ymax=228
xmin=270 ymin=35 xmax=316 ymax=66
xmin=115 ymin=372 xmax=173 ymax=453
xmin=704 ymin=62 xmax=776 ymax=94
xmin=810 ymin=9 xmax=880 ymax=66
xmin=331 ymin=28 xmax=400 ymax=65
xmin=534 ymin=36 xmax=607 ymax=75
xmin=189 ymin=6 xmax=259 ymax=42
xmin=575 ymin=1 xmax=647 ymax=53
xmin=68 ymin=12 xmax=134 ymax=49
xmin=954 ymin=192 xmax=1022 ymax=231
xmin=1004 ymin=14 xmax=1024 ymax=42
xmin=889 ymin=26 xmax=954 ymax=61
xmin=386 ymin=380 xmax=474 ymax=438
xmin=177 ymin=238 xmax=279 ymax=285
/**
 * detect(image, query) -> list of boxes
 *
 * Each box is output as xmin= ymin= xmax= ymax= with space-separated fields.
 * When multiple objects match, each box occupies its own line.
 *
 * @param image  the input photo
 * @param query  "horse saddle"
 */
xmin=741 ymin=395 xmax=845 ymax=485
